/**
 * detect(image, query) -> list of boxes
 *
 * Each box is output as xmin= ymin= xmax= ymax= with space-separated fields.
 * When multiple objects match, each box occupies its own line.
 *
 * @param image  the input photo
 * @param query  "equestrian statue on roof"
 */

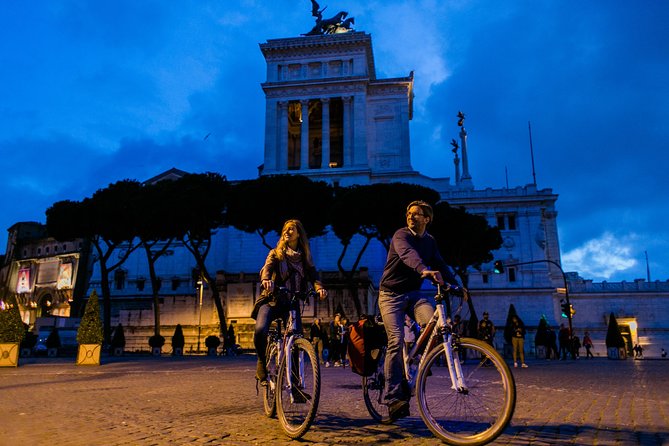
xmin=303 ymin=0 xmax=355 ymax=35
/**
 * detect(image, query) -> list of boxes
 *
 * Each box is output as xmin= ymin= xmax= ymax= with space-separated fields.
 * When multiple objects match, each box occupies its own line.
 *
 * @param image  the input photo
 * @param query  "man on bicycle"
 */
xmin=378 ymin=200 xmax=459 ymax=421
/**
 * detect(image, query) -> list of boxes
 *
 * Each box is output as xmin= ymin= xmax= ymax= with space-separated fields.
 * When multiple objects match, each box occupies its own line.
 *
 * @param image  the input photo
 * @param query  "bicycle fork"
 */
xmin=436 ymin=305 xmax=468 ymax=394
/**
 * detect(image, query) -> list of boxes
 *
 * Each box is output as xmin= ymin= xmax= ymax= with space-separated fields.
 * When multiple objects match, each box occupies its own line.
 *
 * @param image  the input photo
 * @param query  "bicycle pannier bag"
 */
xmin=347 ymin=318 xmax=387 ymax=376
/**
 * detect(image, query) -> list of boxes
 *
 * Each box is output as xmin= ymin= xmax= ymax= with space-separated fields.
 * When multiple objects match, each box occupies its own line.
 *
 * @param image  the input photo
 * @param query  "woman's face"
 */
xmin=283 ymin=223 xmax=299 ymax=245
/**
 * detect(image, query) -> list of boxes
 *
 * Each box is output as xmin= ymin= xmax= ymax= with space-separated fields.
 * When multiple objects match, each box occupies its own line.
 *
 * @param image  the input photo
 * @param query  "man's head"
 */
xmin=406 ymin=200 xmax=433 ymax=235
xmin=483 ymin=311 xmax=489 ymax=319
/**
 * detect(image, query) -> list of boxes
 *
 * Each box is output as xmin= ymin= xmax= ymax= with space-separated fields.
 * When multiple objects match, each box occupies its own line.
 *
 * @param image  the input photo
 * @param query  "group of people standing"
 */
xmin=308 ymin=314 xmax=350 ymax=367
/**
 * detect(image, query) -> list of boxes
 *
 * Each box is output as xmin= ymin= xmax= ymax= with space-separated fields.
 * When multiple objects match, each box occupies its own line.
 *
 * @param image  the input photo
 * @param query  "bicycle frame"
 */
xmin=402 ymin=285 xmax=467 ymax=393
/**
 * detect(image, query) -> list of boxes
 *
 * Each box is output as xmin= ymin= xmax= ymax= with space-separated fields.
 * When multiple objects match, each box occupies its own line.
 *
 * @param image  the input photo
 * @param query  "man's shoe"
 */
xmin=521 ymin=363 xmax=528 ymax=368
xmin=388 ymin=399 xmax=410 ymax=422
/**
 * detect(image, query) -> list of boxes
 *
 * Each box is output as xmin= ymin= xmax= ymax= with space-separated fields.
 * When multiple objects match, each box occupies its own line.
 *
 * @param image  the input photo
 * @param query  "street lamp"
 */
xmin=196 ymin=279 xmax=204 ymax=353
xmin=493 ymin=259 xmax=573 ymax=340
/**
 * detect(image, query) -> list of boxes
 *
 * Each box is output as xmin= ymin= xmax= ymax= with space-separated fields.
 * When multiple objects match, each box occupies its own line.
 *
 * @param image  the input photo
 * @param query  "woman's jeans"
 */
xmin=378 ymin=289 xmax=435 ymax=404
xmin=254 ymin=303 xmax=302 ymax=365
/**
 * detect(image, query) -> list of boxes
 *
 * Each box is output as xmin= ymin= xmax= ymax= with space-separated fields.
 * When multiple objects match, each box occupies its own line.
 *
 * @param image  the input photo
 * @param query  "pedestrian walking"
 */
xmin=510 ymin=315 xmax=528 ymax=368
xmin=583 ymin=331 xmax=594 ymax=358
xmin=310 ymin=318 xmax=325 ymax=364
xmin=478 ymin=311 xmax=496 ymax=347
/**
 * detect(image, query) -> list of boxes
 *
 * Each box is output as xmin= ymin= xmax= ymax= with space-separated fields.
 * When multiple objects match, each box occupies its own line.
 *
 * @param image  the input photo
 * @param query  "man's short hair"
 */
xmin=407 ymin=200 xmax=434 ymax=220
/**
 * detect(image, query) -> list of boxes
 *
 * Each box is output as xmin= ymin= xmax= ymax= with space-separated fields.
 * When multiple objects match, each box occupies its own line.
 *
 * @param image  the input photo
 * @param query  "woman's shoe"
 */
xmin=256 ymin=360 xmax=268 ymax=386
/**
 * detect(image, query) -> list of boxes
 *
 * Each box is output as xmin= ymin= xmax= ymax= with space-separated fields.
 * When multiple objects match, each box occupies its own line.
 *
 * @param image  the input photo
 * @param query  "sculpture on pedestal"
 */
xmin=303 ymin=0 xmax=355 ymax=35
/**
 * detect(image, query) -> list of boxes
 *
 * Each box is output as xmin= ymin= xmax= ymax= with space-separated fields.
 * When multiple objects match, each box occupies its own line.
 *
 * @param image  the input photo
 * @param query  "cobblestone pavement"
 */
xmin=1 ymin=355 xmax=668 ymax=446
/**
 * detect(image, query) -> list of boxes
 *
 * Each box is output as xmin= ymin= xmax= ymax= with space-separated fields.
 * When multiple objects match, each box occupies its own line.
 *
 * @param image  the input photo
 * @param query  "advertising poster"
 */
xmin=226 ymin=283 xmax=254 ymax=319
xmin=57 ymin=263 xmax=73 ymax=290
xmin=16 ymin=267 xmax=31 ymax=293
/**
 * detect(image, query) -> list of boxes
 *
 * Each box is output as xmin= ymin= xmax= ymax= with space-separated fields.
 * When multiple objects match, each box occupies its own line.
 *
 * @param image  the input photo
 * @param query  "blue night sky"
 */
xmin=1 ymin=1 xmax=668 ymax=282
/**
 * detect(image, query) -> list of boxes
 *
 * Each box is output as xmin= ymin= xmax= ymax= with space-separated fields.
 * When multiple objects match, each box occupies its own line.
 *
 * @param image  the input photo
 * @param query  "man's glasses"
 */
xmin=407 ymin=212 xmax=425 ymax=218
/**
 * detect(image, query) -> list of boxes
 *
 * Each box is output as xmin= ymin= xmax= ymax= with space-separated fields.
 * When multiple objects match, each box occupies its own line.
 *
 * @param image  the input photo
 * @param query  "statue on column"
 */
xmin=303 ymin=0 xmax=355 ymax=35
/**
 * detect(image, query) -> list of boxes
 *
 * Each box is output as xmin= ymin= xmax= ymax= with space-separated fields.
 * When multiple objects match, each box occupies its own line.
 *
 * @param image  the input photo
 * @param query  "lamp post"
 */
xmin=196 ymin=280 xmax=203 ymax=353
xmin=493 ymin=259 xmax=573 ymax=341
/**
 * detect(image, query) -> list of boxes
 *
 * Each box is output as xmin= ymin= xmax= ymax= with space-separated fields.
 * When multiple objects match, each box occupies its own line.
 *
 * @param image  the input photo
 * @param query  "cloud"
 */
xmin=562 ymin=232 xmax=638 ymax=280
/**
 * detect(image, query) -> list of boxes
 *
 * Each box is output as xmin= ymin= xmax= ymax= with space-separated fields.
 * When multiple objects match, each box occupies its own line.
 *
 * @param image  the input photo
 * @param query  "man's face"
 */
xmin=406 ymin=205 xmax=429 ymax=234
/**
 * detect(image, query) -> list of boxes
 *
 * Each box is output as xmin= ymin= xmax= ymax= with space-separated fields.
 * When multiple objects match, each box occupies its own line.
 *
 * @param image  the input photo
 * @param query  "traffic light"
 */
xmin=560 ymin=300 xmax=575 ymax=318
xmin=493 ymin=260 xmax=504 ymax=274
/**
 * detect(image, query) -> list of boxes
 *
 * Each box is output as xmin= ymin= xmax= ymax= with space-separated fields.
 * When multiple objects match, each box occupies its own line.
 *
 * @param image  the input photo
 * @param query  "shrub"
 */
xmin=111 ymin=323 xmax=126 ymax=349
xmin=76 ymin=290 xmax=104 ymax=345
xmin=171 ymin=324 xmax=185 ymax=349
xmin=205 ymin=335 xmax=221 ymax=349
xmin=46 ymin=328 xmax=62 ymax=349
xmin=605 ymin=313 xmax=625 ymax=349
xmin=148 ymin=334 xmax=165 ymax=348
xmin=0 ymin=295 xmax=25 ymax=344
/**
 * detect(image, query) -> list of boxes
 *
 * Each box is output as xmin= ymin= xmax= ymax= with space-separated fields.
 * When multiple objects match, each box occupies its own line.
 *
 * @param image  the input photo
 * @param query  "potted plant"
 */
xmin=76 ymin=290 xmax=104 ymax=365
xmin=110 ymin=323 xmax=126 ymax=356
xmin=171 ymin=324 xmax=185 ymax=356
xmin=46 ymin=327 xmax=61 ymax=357
xmin=605 ymin=313 xmax=626 ymax=359
xmin=0 ymin=295 xmax=25 ymax=367
xmin=148 ymin=334 xmax=165 ymax=356
xmin=205 ymin=335 xmax=221 ymax=356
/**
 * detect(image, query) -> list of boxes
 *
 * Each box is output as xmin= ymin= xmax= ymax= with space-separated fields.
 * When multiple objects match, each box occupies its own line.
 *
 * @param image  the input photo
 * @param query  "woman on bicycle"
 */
xmin=252 ymin=219 xmax=328 ymax=385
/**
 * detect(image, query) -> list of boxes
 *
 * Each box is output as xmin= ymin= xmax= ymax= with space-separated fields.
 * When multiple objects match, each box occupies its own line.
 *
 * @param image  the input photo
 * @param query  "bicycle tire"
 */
xmin=362 ymin=347 xmax=391 ymax=423
xmin=416 ymin=337 xmax=516 ymax=446
xmin=276 ymin=337 xmax=321 ymax=439
xmin=263 ymin=342 xmax=280 ymax=418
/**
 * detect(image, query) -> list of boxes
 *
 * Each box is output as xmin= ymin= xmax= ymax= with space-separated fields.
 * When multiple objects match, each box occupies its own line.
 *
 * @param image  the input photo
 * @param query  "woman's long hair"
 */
xmin=275 ymin=219 xmax=314 ymax=266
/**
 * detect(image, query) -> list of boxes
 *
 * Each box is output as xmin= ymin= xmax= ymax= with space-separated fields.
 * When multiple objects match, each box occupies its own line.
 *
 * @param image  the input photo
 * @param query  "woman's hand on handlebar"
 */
xmin=316 ymin=288 xmax=328 ymax=300
xmin=262 ymin=279 xmax=274 ymax=293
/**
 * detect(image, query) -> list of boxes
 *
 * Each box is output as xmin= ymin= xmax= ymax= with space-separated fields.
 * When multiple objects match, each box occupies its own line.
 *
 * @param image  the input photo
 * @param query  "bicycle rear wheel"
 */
xmin=276 ymin=337 xmax=321 ymax=439
xmin=416 ymin=337 xmax=515 ymax=446
xmin=362 ymin=347 xmax=391 ymax=423
xmin=263 ymin=342 xmax=280 ymax=418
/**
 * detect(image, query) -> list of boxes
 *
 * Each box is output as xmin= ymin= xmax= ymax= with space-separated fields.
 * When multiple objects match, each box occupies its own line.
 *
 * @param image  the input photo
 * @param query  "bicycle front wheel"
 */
xmin=362 ymin=347 xmax=390 ymax=423
xmin=263 ymin=342 xmax=280 ymax=418
xmin=416 ymin=337 xmax=516 ymax=446
xmin=276 ymin=337 xmax=321 ymax=439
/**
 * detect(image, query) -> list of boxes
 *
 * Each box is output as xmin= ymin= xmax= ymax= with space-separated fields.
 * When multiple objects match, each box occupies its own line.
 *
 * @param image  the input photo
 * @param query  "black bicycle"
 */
xmin=362 ymin=285 xmax=516 ymax=445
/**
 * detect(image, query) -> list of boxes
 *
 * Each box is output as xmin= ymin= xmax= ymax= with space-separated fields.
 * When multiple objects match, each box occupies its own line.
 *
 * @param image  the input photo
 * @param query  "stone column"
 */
xmin=300 ymin=99 xmax=309 ymax=170
xmin=459 ymin=127 xmax=473 ymax=188
xmin=343 ymin=96 xmax=353 ymax=167
xmin=321 ymin=98 xmax=330 ymax=169
xmin=278 ymin=101 xmax=289 ymax=171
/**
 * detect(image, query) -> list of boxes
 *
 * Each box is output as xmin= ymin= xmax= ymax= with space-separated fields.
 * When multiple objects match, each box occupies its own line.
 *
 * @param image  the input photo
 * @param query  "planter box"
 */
xmin=113 ymin=347 xmax=124 ymax=356
xmin=47 ymin=348 xmax=58 ymax=357
xmin=207 ymin=347 xmax=218 ymax=356
xmin=152 ymin=347 xmax=162 ymax=356
xmin=173 ymin=347 xmax=183 ymax=356
xmin=76 ymin=344 xmax=102 ymax=366
xmin=0 ymin=343 xmax=20 ymax=367
xmin=20 ymin=347 xmax=32 ymax=357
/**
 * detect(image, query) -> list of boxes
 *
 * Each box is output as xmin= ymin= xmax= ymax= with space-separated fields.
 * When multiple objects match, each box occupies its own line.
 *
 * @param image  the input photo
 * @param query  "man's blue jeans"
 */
xmin=378 ymin=289 xmax=435 ymax=403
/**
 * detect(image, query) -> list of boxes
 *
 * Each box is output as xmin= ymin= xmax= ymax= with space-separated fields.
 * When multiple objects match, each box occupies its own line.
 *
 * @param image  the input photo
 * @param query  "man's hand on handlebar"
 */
xmin=421 ymin=270 xmax=444 ymax=285
xmin=316 ymin=288 xmax=328 ymax=300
